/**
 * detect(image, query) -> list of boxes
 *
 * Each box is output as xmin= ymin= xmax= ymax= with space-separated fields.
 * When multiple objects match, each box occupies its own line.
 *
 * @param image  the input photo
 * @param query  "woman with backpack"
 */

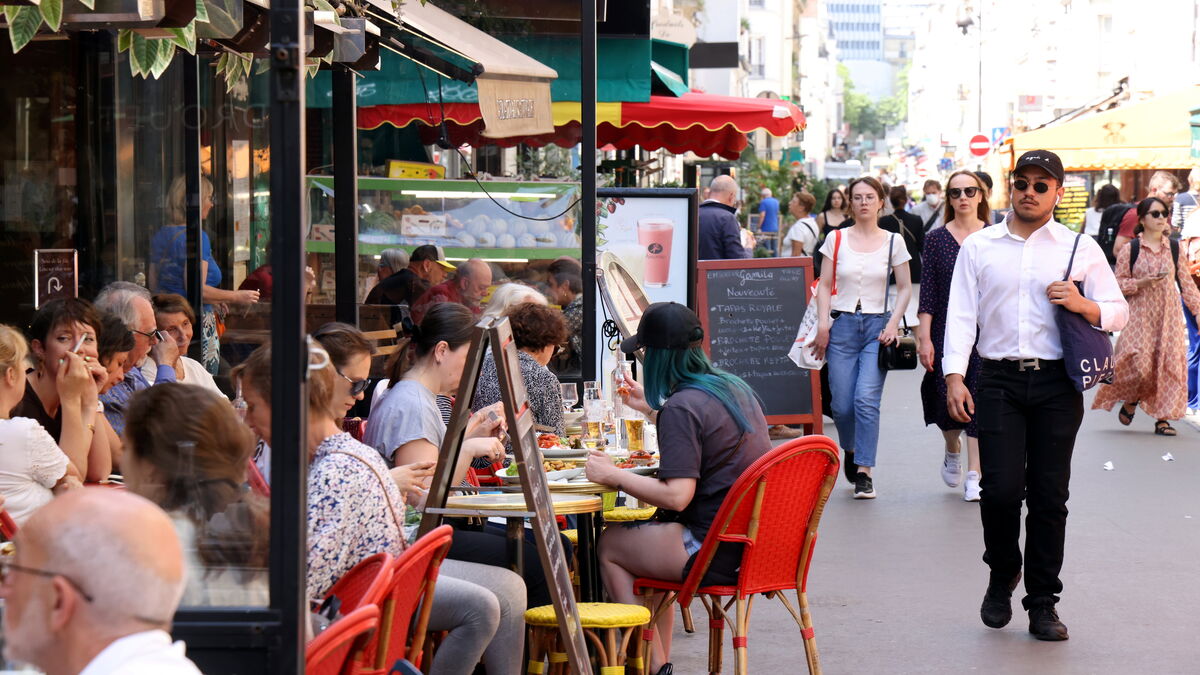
xmin=782 ymin=191 xmax=820 ymax=257
xmin=1084 ymin=184 xmax=1121 ymax=241
xmin=1093 ymin=197 xmax=1200 ymax=436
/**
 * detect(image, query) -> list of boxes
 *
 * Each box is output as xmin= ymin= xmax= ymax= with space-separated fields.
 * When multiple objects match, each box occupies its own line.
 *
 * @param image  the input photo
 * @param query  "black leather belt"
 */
xmin=983 ymin=358 xmax=1065 ymax=372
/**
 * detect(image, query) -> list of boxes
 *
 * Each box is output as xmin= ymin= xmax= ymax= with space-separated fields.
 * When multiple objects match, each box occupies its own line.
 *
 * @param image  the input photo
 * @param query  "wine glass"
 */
xmin=560 ymin=383 xmax=579 ymax=412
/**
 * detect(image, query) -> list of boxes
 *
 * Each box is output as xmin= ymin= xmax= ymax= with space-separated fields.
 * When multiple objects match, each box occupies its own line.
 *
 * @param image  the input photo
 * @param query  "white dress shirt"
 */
xmin=79 ymin=630 xmax=203 ymax=675
xmin=943 ymin=218 xmax=1128 ymax=377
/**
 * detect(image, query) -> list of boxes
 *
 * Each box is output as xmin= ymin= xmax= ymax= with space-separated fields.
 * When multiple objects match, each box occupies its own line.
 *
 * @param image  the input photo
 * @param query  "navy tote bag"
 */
xmin=1056 ymin=233 xmax=1114 ymax=392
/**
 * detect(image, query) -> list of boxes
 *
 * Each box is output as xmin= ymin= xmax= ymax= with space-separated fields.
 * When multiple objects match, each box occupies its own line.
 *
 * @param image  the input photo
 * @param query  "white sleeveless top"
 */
xmin=819 ymin=231 xmax=911 ymax=314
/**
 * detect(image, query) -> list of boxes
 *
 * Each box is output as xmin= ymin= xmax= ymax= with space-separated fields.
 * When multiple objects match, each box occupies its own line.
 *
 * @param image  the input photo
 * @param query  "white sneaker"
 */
xmin=942 ymin=452 xmax=963 ymax=487
xmin=964 ymin=471 xmax=981 ymax=502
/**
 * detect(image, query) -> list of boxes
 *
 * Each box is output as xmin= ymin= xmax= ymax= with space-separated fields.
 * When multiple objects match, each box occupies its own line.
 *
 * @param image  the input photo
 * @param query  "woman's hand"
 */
xmin=917 ymin=336 xmax=935 ymax=372
xmin=466 ymin=403 xmax=507 ymax=439
xmin=616 ymin=367 xmax=651 ymax=415
xmin=811 ymin=324 xmax=830 ymax=362
xmin=234 ymin=289 xmax=261 ymax=305
xmin=584 ymin=449 xmax=621 ymax=487
xmin=390 ymin=461 xmax=436 ymax=501
xmin=1137 ymin=271 xmax=1169 ymax=289
xmin=878 ymin=322 xmax=899 ymax=346
xmin=57 ymin=352 xmax=98 ymax=408
xmin=463 ymin=437 xmax=505 ymax=464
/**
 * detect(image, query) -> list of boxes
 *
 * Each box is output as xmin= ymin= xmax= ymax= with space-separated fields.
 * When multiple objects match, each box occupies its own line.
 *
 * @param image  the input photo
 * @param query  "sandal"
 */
xmin=1118 ymin=403 xmax=1137 ymax=426
xmin=1155 ymin=420 xmax=1177 ymax=436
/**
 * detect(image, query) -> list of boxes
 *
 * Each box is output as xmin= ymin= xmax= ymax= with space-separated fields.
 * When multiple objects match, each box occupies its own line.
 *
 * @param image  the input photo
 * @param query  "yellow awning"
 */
xmin=1008 ymin=86 xmax=1200 ymax=171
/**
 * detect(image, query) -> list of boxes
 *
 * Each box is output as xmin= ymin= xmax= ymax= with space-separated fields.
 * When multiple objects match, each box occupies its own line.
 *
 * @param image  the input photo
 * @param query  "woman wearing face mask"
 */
xmin=911 ymin=179 xmax=945 ymax=232
xmin=11 ymin=298 xmax=113 ymax=482
xmin=811 ymin=176 xmax=912 ymax=499
xmin=0 ymin=325 xmax=82 ymax=525
xmin=1093 ymin=197 xmax=1200 ymax=436
xmin=236 ymin=340 xmax=526 ymax=674
xmin=141 ymin=294 xmax=221 ymax=394
xmin=917 ymin=170 xmax=990 ymax=501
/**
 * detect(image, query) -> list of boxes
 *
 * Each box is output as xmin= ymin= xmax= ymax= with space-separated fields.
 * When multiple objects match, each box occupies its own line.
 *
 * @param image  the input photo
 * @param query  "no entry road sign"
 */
xmin=968 ymin=134 xmax=991 ymax=157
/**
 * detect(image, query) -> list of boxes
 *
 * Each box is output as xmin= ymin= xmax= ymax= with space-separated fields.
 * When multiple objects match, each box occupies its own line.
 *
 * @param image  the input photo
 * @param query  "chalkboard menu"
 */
xmin=697 ymin=258 xmax=822 ymax=431
xmin=1054 ymin=175 xmax=1090 ymax=232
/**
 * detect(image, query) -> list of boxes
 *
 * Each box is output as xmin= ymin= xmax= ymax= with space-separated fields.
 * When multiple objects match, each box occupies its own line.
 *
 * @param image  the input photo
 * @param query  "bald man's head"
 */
xmin=455 ymin=258 xmax=494 ymax=305
xmin=709 ymin=175 xmax=738 ymax=206
xmin=11 ymin=490 xmax=184 ymax=634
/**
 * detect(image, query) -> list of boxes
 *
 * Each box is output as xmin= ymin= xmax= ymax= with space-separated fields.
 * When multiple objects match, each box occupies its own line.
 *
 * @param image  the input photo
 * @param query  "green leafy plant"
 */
xmin=4 ymin=0 xmax=89 ymax=53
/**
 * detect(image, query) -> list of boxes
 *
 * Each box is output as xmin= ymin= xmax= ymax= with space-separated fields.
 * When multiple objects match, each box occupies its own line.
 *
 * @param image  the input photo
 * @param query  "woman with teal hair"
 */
xmin=584 ymin=302 xmax=772 ymax=675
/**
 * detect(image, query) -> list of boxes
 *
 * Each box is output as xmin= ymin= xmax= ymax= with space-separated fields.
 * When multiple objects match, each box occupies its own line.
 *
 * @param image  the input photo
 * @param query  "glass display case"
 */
xmin=305 ymin=176 xmax=582 ymax=298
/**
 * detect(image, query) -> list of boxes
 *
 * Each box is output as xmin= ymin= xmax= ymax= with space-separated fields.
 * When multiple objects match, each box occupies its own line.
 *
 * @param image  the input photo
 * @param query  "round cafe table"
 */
xmin=444 ymin=492 xmax=606 ymax=602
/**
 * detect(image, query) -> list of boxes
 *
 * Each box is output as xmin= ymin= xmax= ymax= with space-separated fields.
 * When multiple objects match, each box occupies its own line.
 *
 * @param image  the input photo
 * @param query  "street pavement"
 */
xmin=668 ymin=367 xmax=1200 ymax=674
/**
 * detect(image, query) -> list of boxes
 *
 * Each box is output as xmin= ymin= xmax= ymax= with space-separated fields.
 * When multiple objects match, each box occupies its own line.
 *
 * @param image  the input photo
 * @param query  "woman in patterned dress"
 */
xmin=916 ymin=170 xmax=990 ymax=501
xmin=1093 ymin=197 xmax=1200 ymax=436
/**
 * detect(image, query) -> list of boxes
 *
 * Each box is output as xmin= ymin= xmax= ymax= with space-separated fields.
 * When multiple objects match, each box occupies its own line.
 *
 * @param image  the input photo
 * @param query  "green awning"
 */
xmin=651 ymin=38 xmax=689 ymax=88
xmin=308 ymin=35 xmax=652 ymax=109
xmin=650 ymin=61 xmax=689 ymax=97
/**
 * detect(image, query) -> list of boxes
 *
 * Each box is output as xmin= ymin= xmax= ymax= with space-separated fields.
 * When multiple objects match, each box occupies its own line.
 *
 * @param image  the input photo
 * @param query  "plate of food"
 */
xmin=539 ymin=433 xmax=588 ymax=458
xmin=497 ymin=459 xmax=585 ymax=483
xmin=615 ymin=450 xmax=658 ymax=474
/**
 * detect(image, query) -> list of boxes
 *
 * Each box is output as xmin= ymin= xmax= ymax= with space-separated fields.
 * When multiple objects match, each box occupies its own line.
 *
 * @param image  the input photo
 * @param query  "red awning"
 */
xmin=357 ymin=92 xmax=806 ymax=160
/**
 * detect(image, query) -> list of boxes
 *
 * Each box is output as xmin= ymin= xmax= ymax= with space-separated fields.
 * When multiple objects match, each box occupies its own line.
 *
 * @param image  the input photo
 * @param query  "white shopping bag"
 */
xmin=788 ymin=280 xmax=825 ymax=369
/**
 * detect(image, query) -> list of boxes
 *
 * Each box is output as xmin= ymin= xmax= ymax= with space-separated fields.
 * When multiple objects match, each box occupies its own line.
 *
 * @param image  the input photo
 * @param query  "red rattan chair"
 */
xmin=368 ymin=525 xmax=454 ymax=674
xmin=305 ymin=604 xmax=380 ymax=675
xmin=633 ymin=435 xmax=839 ymax=675
xmin=0 ymin=508 xmax=18 ymax=540
xmin=323 ymin=552 xmax=394 ymax=614
xmin=246 ymin=459 xmax=270 ymax=498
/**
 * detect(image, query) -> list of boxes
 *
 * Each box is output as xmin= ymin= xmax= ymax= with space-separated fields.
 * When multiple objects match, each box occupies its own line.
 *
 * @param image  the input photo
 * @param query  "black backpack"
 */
xmin=1129 ymin=237 xmax=1181 ymax=291
xmin=1097 ymin=202 xmax=1133 ymax=264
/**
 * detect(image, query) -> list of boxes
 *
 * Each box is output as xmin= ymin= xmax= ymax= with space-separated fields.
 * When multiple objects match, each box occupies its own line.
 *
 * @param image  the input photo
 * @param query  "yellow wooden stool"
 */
xmin=561 ymin=529 xmax=579 ymax=545
xmin=525 ymin=602 xmax=650 ymax=675
xmin=602 ymin=506 xmax=657 ymax=522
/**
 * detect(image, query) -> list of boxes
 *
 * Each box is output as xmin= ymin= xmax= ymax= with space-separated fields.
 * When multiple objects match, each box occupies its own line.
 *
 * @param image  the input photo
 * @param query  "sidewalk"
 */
xmin=669 ymin=368 xmax=1200 ymax=674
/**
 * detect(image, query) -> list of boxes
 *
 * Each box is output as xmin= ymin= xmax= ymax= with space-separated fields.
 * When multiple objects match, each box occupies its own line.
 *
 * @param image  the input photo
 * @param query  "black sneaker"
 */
xmin=853 ymin=473 xmax=875 ymax=499
xmin=843 ymin=450 xmax=857 ymax=484
xmin=980 ymin=573 xmax=1021 ymax=628
xmin=1028 ymin=605 xmax=1069 ymax=641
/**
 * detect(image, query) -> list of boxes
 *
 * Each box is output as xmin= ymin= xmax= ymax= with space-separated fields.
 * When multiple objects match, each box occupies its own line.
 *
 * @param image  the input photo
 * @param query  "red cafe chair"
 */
xmin=0 ymin=508 xmax=18 ymax=540
xmin=305 ymin=604 xmax=380 ymax=675
xmin=634 ymin=435 xmax=840 ymax=675
xmin=366 ymin=525 xmax=454 ymax=674
xmin=323 ymin=552 xmax=394 ymax=615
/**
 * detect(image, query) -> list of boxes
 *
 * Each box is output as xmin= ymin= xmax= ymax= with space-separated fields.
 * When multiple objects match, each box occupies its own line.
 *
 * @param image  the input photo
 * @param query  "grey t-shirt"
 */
xmin=363 ymin=380 xmax=444 ymax=464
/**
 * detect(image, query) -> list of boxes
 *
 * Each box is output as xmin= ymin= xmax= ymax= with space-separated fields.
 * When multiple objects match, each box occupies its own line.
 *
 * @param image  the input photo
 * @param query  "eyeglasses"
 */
xmin=131 ymin=328 xmax=166 ymax=343
xmin=0 ymin=559 xmax=171 ymax=625
xmin=336 ymin=370 xmax=370 ymax=396
xmin=1012 ymin=179 xmax=1051 ymax=194
xmin=1147 ymin=210 xmax=1169 ymax=219
xmin=948 ymin=187 xmax=980 ymax=199
xmin=850 ymin=194 xmax=878 ymax=203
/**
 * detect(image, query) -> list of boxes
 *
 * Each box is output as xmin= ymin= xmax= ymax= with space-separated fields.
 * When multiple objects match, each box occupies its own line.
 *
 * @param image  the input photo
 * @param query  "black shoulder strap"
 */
xmin=1064 ymin=233 xmax=1082 ymax=281
xmin=923 ymin=209 xmax=940 ymax=231
xmin=1129 ymin=238 xmax=1140 ymax=273
xmin=1130 ymin=238 xmax=1182 ymax=290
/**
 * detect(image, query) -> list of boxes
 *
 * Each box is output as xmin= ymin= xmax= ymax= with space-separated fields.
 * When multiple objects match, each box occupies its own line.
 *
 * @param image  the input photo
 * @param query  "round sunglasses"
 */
xmin=336 ymin=369 xmax=370 ymax=396
xmin=1012 ymin=179 xmax=1051 ymax=194
xmin=948 ymin=187 xmax=980 ymax=199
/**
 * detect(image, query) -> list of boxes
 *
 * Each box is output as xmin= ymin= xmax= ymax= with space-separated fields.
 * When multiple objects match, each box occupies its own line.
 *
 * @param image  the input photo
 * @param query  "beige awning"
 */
xmin=398 ymin=1 xmax=557 ymax=138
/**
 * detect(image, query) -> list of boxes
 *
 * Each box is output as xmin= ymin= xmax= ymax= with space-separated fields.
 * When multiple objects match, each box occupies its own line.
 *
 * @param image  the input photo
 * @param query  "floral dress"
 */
xmin=1093 ymin=237 xmax=1200 ymax=420
xmin=918 ymin=226 xmax=982 ymax=436
xmin=307 ymin=432 xmax=407 ymax=600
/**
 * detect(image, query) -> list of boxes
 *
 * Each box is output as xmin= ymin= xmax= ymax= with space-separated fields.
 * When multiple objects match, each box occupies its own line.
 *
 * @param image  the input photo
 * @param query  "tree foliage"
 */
xmin=838 ymin=63 xmax=909 ymax=139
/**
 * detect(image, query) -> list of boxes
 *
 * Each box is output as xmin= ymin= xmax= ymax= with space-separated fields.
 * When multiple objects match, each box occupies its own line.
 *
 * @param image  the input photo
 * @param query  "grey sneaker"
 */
xmin=853 ymin=473 xmax=876 ymax=499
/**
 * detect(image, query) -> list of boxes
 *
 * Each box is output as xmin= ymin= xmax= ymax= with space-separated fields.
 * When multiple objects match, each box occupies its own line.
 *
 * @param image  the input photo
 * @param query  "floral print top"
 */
xmin=306 ymin=432 xmax=406 ymax=601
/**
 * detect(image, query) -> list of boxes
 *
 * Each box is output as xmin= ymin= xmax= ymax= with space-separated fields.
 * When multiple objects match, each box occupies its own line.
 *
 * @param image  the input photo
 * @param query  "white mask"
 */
xmin=925 ymin=193 xmax=942 ymax=206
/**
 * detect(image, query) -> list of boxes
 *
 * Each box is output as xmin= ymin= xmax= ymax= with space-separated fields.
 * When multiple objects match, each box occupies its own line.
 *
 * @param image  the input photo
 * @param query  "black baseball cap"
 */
xmin=620 ymin=302 xmax=703 ymax=353
xmin=1013 ymin=150 xmax=1065 ymax=184
xmin=410 ymin=244 xmax=456 ymax=271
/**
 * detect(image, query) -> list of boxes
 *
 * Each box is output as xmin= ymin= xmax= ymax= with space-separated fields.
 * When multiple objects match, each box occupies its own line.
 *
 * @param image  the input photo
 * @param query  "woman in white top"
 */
xmin=812 ymin=176 xmax=912 ymax=499
xmin=1084 ymin=183 xmax=1121 ymax=239
xmin=141 ymin=293 xmax=222 ymax=395
xmin=783 ymin=191 xmax=820 ymax=257
xmin=0 ymin=325 xmax=81 ymax=525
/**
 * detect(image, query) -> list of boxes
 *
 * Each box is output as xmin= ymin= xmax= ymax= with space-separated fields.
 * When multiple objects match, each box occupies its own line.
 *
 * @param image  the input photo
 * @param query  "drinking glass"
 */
xmin=560 ymin=383 xmax=579 ymax=411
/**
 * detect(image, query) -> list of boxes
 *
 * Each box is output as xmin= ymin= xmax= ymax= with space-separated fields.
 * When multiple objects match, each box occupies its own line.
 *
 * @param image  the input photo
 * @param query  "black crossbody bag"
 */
xmin=878 ymin=233 xmax=918 ymax=371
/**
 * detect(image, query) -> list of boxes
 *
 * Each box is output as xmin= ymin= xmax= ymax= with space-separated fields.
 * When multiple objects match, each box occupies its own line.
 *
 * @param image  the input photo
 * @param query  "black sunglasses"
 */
xmin=0 ymin=559 xmax=169 ymax=624
xmin=948 ymin=187 xmax=980 ymax=199
xmin=1012 ymin=179 xmax=1051 ymax=194
xmin=337 ymin=370 xmax=370 ymax=396
xmin=1146 ymin=209 xmax=1169 ymax=219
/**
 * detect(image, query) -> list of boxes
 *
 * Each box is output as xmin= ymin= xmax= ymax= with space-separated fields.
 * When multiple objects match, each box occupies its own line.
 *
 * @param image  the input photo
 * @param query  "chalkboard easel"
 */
xmin=697 ymin=257 xmax=823 ymax=434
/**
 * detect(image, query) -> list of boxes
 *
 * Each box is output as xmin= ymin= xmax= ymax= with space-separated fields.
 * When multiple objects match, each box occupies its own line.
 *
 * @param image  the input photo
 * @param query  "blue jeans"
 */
xmin=826 ymin=311 xmax=890 ymax=468
xmin=1185 ymin=299 xmax=1200 ymax=410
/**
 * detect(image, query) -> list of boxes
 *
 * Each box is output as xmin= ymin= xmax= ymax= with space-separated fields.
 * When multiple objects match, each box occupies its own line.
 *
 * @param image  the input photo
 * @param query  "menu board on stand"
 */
xmin=419 ymin=316 xmax=589 ymax=673
xmin=696 ymin=257 xmax=822 ymax=433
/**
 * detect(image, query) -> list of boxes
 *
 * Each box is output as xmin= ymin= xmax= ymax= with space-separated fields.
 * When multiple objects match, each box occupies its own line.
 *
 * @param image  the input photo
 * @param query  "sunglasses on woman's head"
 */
xmin=948 ymin=187 xmax=980 ymax=199
xmin=1012 ymin=179 xmax=1051 ymax=194
xmin=1147 ymin=210 xmax=1169 ymax=219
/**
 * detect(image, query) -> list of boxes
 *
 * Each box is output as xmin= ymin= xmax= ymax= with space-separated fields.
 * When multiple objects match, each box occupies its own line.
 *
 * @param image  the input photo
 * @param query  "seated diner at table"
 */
xmin=363 ymin=302 xmax=568 ymax=608
xmin=236 ymin=341 xmax=526 ymax=674
xmin=584 ymin=302 xmax=772 ymax=675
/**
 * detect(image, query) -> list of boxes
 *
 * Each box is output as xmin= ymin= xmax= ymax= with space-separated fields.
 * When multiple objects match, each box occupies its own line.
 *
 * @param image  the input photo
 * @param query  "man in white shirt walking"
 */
xmin=944 ymin=150 xmax=1128 ymax=642
xmin=0 ymin=489 xmax=202 ymax=675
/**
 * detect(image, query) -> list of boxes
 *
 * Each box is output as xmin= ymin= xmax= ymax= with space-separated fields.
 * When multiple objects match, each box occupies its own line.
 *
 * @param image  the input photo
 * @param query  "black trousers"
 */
xmin=975 ymin=360 xmax=1083 ymax=609
xmin=446 ymin=522 xmax=573 ymax=608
